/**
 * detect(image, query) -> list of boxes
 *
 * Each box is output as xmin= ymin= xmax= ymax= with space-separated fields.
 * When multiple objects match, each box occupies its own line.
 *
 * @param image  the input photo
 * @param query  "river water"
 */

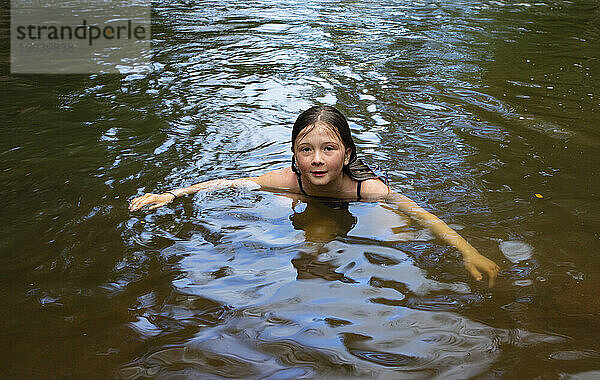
xmin=2 ymin=0 xmax=600 ymax=378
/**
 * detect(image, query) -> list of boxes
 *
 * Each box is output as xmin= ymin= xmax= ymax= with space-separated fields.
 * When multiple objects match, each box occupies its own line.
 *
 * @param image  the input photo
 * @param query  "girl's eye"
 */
xmin=300 ymin=147 xmax=311 ymax=152
xmin=325 ymin=146 xmax=336 ymax=151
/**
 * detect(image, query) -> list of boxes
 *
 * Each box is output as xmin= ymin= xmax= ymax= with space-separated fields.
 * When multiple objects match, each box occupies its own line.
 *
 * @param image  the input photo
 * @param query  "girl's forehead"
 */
xmin=296 ymin=123 xmax=343 ymax=144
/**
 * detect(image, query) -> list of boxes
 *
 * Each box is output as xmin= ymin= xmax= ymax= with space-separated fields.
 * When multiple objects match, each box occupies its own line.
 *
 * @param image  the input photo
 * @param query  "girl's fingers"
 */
xmin=480 ymin=261 xmax=499 ymax=287
xmin=129 ymin=198 xmax=140 ymax=211
xmin=129 ymin=198 xmax=139 ymax=211
xmin=487 ymin=270 xmax=497 ymax=288
xmin=465 ymin=263 xmax=483 ymax=282
xmin=130 ymin=196 xmax=148 ymax=211
xmin=129 ymin=193 xmax=156 ymax=211
xmin=486 ymin=265 xmax=500 ymax=288
xmin=129 ymin=194 xmax=173 ymax=211
xmin=466 ymin=261 xmax=499 ymax=287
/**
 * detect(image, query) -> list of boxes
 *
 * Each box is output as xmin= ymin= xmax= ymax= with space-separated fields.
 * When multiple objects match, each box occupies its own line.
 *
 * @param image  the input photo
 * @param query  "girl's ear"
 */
xmin=344 ymin=148 xmax=351 ymax=166
xmin=291 ymin=155 xmax=299 ymax=173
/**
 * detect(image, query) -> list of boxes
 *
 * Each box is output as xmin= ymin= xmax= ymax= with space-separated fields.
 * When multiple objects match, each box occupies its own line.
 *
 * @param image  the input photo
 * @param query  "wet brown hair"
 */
xmin=291 ymin=105 xmax=380 ymax=181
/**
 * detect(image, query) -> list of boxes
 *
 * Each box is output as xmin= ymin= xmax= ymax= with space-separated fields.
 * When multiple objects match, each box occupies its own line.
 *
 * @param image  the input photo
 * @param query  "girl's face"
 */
xmin=293 ymin=124 xmax=351 ymax=187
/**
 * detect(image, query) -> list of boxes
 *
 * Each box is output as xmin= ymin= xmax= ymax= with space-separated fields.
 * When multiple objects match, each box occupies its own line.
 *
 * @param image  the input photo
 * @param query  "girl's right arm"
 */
xmin=128 ymin=168 xmax=295 ymax=212
xmin=128 ymin=178 xmax=261 ymax=211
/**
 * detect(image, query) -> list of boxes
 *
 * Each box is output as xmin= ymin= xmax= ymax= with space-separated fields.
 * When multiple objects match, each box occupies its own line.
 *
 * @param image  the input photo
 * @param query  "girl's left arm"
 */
xmin=385 ymin=191 xmax=500 ymax=287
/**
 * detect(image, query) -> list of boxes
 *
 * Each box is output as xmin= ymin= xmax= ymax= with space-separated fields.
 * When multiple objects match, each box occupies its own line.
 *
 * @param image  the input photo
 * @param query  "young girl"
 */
xmin=129 ymin=106 xmax=500 ymax=286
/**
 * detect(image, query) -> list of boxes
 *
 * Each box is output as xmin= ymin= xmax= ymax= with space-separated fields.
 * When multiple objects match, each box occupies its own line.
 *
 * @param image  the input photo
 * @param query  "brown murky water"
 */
xmin=2 ymin=0 xmax=600 ymax=378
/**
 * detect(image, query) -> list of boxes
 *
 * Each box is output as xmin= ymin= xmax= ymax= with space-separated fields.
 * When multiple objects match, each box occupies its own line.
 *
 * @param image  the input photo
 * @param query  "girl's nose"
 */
xmin=312 ymin=151 xmax=324 ymax=165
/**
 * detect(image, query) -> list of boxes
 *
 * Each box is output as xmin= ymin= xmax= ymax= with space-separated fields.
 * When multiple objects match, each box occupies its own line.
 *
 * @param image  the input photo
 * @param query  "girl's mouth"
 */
xmin=311 ymin=171 xmax=327 ymax=177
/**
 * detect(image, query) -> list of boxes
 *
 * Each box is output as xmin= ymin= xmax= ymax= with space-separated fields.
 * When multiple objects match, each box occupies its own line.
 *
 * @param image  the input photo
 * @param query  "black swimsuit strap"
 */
xmin=357 ymin=180 xmax=362 ymax=201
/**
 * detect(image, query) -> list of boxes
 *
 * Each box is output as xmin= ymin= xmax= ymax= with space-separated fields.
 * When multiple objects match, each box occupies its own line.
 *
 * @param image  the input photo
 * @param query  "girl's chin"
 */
xmin=300 ymin=170 xmax=342 ymax=187
xmin=306 ymin=176 xmax=333 ymax=187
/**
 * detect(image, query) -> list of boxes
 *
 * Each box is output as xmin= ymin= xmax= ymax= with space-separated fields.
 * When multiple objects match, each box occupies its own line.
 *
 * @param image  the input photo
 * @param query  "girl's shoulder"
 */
xmin=252 ymin=167 xmax=299 ymax=192
xmin=360 ymin=177 xmax=390 ymax=199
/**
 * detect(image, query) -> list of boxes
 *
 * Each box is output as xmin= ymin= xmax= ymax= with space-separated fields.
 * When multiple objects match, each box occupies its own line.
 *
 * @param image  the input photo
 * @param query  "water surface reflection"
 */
xmin=121 ymin=192 xmax=563 ymax=379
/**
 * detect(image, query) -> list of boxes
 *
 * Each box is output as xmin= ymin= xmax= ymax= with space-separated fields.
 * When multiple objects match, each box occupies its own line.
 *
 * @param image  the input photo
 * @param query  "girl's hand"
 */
xmin=129 ymin=193 xmax=175 ymax=212
xmin=462 ymin=251 xmax=500 ymax=287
